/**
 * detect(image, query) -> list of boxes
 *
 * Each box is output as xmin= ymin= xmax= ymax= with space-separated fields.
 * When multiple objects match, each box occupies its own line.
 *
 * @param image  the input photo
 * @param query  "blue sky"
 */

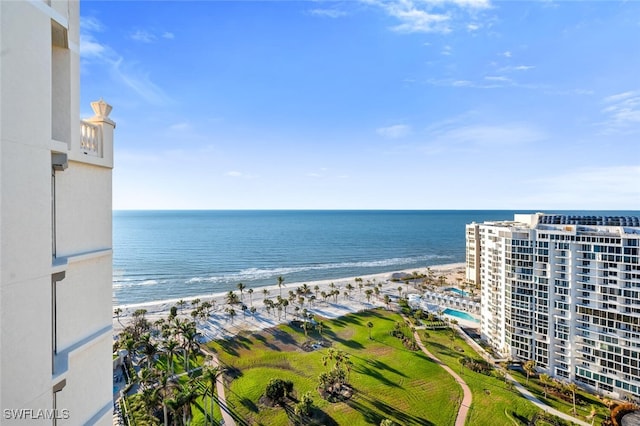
xmin=80 ymin=1 xmax=640 ymax=210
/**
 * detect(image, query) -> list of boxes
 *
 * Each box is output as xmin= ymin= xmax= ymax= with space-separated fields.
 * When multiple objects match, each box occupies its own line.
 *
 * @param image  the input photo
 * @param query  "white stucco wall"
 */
xmin=1 ymin=1 xmax=113 ymax=422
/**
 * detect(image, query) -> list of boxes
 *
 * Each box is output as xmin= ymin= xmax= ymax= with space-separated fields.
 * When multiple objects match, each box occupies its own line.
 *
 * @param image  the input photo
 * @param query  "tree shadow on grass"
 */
xmin=348 ymin=393 xmax=435 ymax=426
xmin=214 ymin=334 xmax=253 ymax=356
xmin=511 ymin=411 xmax=530 ymax=425
xmin=253 ymin=334 xmax=281 ymax=352
xmin=320 ymin=328 xmax=365 ymax=350
xmin=270 ymin=329 xmax=298 ymax=346
xmin=353 ymin=363 xmax=402 ymax=389
xmin=239 ymin=397 xmax=259 ymax=413
xmin=366 ymin=358 xmax=408 ymax=378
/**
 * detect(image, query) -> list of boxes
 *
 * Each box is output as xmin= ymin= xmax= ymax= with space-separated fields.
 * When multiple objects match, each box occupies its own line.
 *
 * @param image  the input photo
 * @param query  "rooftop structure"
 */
xmin=1 ymin=1 xmax=114 ymax=423
xmin=467 ymin=213 xmax=640 ymax=399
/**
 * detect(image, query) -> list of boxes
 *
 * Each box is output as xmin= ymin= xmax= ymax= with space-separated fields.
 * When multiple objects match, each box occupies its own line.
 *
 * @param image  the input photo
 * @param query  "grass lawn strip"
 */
xmin=209 ymin=309 xmax=459 ymax=425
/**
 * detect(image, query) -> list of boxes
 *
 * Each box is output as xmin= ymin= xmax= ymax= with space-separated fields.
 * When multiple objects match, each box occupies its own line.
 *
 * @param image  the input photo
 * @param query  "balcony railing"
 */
xmin=80 ymin=120 xmax=101 ymax=157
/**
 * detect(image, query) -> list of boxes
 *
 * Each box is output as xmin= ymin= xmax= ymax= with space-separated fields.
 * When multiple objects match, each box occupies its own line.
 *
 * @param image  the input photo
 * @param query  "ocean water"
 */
xmin=113 ymin=210 xmax=635 ymax=305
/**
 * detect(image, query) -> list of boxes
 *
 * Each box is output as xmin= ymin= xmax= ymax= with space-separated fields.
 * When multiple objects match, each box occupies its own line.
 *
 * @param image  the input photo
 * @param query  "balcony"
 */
xmin=59 ymin=99 xmax=115 ymax=168
xmin=80 ymin=120 xmax=101 ymax=156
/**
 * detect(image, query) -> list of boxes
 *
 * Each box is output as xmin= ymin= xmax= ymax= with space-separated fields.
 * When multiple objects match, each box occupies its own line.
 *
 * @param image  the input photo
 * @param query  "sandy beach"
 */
xmin=113 ymin=262 xmax=469 ymax=341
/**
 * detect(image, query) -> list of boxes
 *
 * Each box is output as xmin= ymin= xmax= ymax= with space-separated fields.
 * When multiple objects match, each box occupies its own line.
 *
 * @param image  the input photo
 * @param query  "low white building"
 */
xmin=1 ymin=1 xmax=114 ymax=424
xmin=467 ymin=213 xmax=640 ymax=398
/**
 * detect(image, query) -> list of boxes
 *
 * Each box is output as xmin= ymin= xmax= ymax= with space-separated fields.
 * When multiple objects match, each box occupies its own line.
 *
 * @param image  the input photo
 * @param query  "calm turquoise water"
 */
xmin=113 ymin=210 xmax=634 ymax=305
xmin=445 ymin=287 xmax=469 ymax=297
xmin=443 ymin=308 xmax=480 ymax=323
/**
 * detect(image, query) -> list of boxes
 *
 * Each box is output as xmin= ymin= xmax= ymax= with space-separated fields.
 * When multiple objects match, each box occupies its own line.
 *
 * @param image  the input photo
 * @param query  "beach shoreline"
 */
xmin=113 ymin=262 xmax=470 ymax=340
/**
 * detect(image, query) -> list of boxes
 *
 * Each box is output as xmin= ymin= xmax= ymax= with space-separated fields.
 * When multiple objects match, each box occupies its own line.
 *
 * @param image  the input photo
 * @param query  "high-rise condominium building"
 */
xmin=1 ymin=1 xmax=114 ymax=423
xmin=466 ymin=213 xmax=640 ymax=398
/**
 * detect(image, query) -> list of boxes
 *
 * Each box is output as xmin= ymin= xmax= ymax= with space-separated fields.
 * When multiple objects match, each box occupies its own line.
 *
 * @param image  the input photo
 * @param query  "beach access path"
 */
xmin=404 ymin=314 xmax=473 ymax=426
xmin=454 ymin=324 xmax=591 ymax=426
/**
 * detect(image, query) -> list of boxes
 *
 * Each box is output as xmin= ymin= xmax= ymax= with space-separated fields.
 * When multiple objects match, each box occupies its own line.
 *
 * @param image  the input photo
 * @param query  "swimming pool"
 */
xmin=445 ymin=287 xmax=469 ymax=297
xmin=443 ymin=308 xmax=479 ymax=323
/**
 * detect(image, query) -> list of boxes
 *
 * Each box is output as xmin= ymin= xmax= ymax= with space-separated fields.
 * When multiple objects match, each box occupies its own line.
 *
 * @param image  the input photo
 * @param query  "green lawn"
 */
xmin=421 ymin=330 xmax=602 ymax=426
xmin=208 ymin=309 xmax=460 ymax=425
xmin=507 ymin=369 xmax=608 ymax=424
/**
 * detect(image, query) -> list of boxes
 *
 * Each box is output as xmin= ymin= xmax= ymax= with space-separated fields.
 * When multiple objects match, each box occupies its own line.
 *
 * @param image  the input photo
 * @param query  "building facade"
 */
xmin=467 ymin=213 xmax=640 ymax=398
xmin=1 ymin=1 xmax=114 ymax=423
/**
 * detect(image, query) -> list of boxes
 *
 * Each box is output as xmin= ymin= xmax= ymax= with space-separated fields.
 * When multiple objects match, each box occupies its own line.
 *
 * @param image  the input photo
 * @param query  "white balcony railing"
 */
xmin=80 ymin=120 xmax=101 ymax=157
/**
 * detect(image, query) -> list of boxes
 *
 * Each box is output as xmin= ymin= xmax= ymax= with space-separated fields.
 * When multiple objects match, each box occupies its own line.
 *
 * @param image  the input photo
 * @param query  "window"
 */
xmin=51 ymin=271 xmax=65 ymax=374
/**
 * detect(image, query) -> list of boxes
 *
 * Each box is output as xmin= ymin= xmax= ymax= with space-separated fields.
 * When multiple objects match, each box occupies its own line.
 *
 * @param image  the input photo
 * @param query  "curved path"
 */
xmin=403 ymin=315 xmax=472 ymax=426
xmin=201 ymin=346 xmax=237 ymax=426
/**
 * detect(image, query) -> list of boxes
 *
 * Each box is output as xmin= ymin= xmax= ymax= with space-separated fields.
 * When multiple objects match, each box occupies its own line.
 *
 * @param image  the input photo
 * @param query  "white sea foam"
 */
xmin=184 ymin=254 xmax=452 ymax=284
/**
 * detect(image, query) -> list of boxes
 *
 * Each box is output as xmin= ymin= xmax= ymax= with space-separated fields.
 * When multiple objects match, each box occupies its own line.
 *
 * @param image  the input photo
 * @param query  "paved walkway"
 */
xmin=402 ymin=314 xmax=473 ymax=426
xmin=201 ymin=347 xmax=237 ymax=426
xmin=504 ymin=373 xmax=590 ymax=426
xmin=454 ymin=325 xmax=591 ymax=426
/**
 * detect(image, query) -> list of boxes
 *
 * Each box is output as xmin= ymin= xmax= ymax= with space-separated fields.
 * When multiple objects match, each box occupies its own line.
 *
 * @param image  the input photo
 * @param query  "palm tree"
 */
xmin=366 ymin=321 xmax=374 ymax=339
xmin=191 ymin=298 xmax=201 ymax=310
xmin=302 ymin=320 xmax=311 ymax=338
xmin=226 ymin=291 xmax=239 ymax=305
xmin=237 ymin=282 xmax=246 ymax=302
xmin=177 ymin=299 xmax=186 ymax=314
xmin=181 ymin=325 xmax=201 ymax=373
xmin=317 ymin=321 xmax=325 ymax=340
xmin=163 ymin=338 xmax=179 ymax=376
xmin=384 ymin=294 xmax=391 ymax=310
xmin=346 ymin=283 xmax=354 ymax=299
xmin=178 ymin=381 xmax=200 ymax=425
xmin=114 ymin=307 xmax=123 ymax=327
xmin=539 ymin=373 xmax=551 ymax=399
xmin=365 ymin=289 xmax=373 ymax=303
xmin=314 ymin=285 xmax=320 ymax=298
xmin=138 ymin=333 xmax=158 ymax=370
xmin=565 ymin=382 xmax=579 ymax=414
xmin=281 ymin=299 xmax=289 ymax=319
xmin=397 ymin=286 xmax=403 ymax=298
xmin=277 ymin=276 xmax=285 ymax=297
xmin=202 ymin=366 xmax=222 ymax=423
xmin=247 ymin=288 xmax=254 ymax=307
xmin=523 ymin=359 xmax=536 ymax=384
xmin=226 ymin=307 xmax=237 ymax=324
xmin=263 ymin=288 xmax=270 ymax=298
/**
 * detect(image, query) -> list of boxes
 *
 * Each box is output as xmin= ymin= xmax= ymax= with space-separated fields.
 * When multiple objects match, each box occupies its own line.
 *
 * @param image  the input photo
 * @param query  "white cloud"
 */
xmin=601 ymin=90 xmax=640 ymax=133
xmin=364 ymin=0 xmax=491 ymax=34
xmin=309 ymin=8 xmax=348 ymax=18
xmin=502 ymin=51 xmax=512 ymax=58
xmin=110 ymin=59 xmax=169 ymax=105
xmin=130 ymin=29 xmax=175 ymax=43
xmin=484 ymin=75 xmax=511 ymax=82
xmin=523 ymin=166 xmax=640 ymax=209
xmin=497 ymin=65 xmax=535 ymax=73
xmin=80 ymin=17 xmax=170 ymax=105
xmin=377 ymin=124 xmax=412 ymax=139
xmin=80 ymin=33 xmax=107 ymax=59
xmin=442 ymin=45 xmax=453 ymax=55
xmin=169 ymin=122 xmax=191 ymax=131
xmin=225 ymin=171 xmax=257 ymax=179
xmin=423 ymin=122 xmax=546 ymax=153
xmin=80 ymin=16 xmax=103 ymax=32
xmin=131 ymin=30 xmax=156 ymax=43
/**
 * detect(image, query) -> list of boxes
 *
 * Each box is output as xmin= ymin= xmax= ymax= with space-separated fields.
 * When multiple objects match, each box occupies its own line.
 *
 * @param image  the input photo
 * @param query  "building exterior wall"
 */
xmin=468 ymin=214 xmax=640 ymax=398
xmin=0 ymin=1 xmax=113 ymax=424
